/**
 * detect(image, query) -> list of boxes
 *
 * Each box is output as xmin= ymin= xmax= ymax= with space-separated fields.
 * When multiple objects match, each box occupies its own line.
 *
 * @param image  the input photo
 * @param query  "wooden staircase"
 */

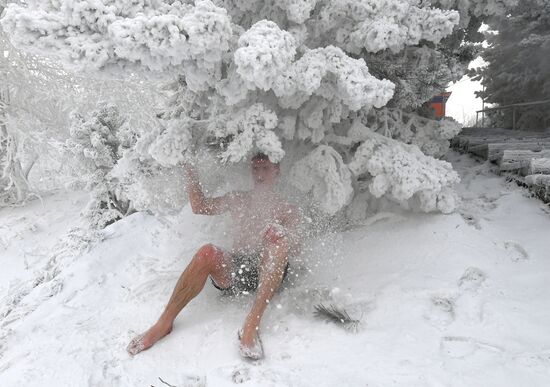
xmin=452 ymin=127 xmax=550 ymax=203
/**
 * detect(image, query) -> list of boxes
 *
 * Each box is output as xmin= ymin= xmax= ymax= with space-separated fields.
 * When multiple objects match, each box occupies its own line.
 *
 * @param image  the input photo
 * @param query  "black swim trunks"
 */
xmin=211 ymin=250 xmax=289 ymax=294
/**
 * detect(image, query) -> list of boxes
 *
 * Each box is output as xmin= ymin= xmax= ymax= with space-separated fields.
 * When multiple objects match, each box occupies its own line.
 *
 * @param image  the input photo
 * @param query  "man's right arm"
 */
xmin=184 ymin=164 xmax=235 ymax=215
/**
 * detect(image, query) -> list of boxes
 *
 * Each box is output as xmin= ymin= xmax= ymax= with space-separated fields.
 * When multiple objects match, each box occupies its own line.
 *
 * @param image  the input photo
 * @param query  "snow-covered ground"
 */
xmin=1 ymin=151 xmax=549 ymax=387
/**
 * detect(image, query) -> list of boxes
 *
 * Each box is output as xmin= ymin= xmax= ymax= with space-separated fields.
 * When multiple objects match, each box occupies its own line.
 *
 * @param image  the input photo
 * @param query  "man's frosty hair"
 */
xmin=252 ymin=152 xmax=280 ymax=166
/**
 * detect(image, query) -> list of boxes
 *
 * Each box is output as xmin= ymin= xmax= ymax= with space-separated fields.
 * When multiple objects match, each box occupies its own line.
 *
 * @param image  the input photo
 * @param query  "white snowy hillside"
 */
xmin=1 ymin=151 xmax=549 ymax=387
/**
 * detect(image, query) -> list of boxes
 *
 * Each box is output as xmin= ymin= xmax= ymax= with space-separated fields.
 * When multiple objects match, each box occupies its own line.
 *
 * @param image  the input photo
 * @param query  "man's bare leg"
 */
xmin=127 ymin=244 xmax=231 ymax=355
xmin=240 ymin=237 xmax=289 ymax=357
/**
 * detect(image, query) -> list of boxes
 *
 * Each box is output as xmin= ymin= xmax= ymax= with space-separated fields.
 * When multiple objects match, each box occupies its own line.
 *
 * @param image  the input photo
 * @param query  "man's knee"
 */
xmin=262 ymin=238 xmax=289 ymax=275
xmin=194 ymin=243 xmax=223 ymax=270
xmin=263 ymin=235 xmax=289 ymax=255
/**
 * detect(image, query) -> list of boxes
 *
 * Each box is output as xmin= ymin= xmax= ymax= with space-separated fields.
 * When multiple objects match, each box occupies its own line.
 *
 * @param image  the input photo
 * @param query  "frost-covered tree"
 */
xmin=109 ymin=114 xmax=191 ymax=217
xmin=0 ymin=0 xmax=520 ymax=217
xmin=0 ymin=87 xmax=32 ymax=206
xmin=66 ymin=103 xmax=138 ymax=227
xmin=471 ymin=0 xmax=550 ymax=130
xmin=0 ymin=26 xmax=76 ymax=206
xmin=0 ymin=24 xmax=161 ymax=207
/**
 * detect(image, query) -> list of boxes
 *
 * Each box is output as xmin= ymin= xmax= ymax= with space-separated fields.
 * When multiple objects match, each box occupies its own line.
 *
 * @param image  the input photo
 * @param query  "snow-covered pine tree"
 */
xmin=66 ymin=103 xmax=138 ymax=228
xmin=1 ymin=5 xmax=167 ymax=209
xmin=0 ymin=0 xmax=520 ymax=218
xmin=0 ymin=23 xmax=156 ymax=207
xmin=471 ymin=0 xmax=550 ymax=130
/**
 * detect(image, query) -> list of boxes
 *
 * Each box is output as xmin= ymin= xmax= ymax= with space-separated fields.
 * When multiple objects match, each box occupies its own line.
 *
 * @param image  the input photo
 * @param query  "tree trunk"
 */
xmin=0 ymin=107 xmax=33 ymax=206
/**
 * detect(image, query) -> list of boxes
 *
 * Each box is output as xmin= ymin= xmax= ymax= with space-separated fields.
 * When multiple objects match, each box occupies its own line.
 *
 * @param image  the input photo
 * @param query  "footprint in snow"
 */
xmin=219 ymin=364 xmax=294 ymax=385
xmin=501 ymin=241 xmax=529 ymax=262
xmin=456 ymin=267 xmax=487 ymax=324
xmin=213 ymin=364 xmax=251 ymax=384
xmin=459 ymin=212 xmax=482 ymax=230
xmin=513 ymin=349 xmax=550 ymax=372
xmin=440 ymin=336 xmax=504 ymax=359
xmin=458 ymin=267 xmax=487 ymax=292
xmin=232 ymin=366 xmax=251 ymax=384
xmin=179 ymin=373 xmax=206 ymax=387
xmin=427 ymin=268 xmax=487 ymax=328
xmin=425 ymin=293 xmax=457 ymax=328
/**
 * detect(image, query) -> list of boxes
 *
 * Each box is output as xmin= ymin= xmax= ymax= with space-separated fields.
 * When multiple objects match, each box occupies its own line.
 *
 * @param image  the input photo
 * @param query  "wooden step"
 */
xmin=525 ymin=174 xmax=550 ymax=203
xmin=469 ymin=140 xmax=550 ymax=160
xmin=455 ymin=133 xmax=550 ymax=150
xmin=498 ymin=150 xmax=550 ymax=171
xmin=524 ymin=158 xmax=550 ymax=176
xmin=459 ymin=127 xmax=550 ymax=136
xmin=525 ymin=174 xmax=550 ymax=186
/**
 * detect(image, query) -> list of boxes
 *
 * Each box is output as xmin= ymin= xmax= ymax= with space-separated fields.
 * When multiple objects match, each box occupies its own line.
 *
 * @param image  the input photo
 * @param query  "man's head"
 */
xmin=251 ymin=153 xmax=280 ymax=188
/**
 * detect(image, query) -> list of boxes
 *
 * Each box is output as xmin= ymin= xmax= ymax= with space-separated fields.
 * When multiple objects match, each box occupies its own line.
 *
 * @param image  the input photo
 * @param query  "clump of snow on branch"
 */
xmin=1 ymin=0 xmax=233 ymax=89
xmin=226 ymin=41 xmax=395 ymax=112
xmin=348 ymin=124 xmax=459 ymax=213
xmin=66 ymin=104 xmax=134 ymax=228
xmin=66 ymin=105 xmax=124 ymax=187
xmin=314 ymin=0 xmax=459 ymax=54
xmin=112 ymin=154 xmax=187 ymax=216
xmin=275 ymin=0 xmax=319 ymax=24
xmin=289 ymin=145 xmax=353 ymax=215
xmin=273 ymin=46 xmax=395 ymax=111
xmin=362 ymin=108 xmax=462 ymax=158
xmin=234 ymin=20 xmax=297 ymax=91
xmin=414 ymin=118 xmax=462 ymax=158
xmin=213 ymin=103 xmax=284 ymax=163
xmin=148 ymin=120 xmax=193 ymax=167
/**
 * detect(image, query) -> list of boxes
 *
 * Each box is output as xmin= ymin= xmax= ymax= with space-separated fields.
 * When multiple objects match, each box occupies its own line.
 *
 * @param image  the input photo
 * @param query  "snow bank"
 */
xmin=2 ymin=152 xmax=550 ymax=386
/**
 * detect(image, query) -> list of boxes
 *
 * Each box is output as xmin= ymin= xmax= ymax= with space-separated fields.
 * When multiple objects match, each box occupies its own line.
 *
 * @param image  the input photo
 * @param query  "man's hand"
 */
xmin=183 ymin=161 xmax=237 ymax=216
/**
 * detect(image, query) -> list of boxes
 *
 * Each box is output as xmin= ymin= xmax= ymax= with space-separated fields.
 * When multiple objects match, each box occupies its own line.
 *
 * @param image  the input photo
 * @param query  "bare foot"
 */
xmin=238 ymin=328 xmax=264 ymax=360
xmin=126 ymin=321 xmax=173 ymax=356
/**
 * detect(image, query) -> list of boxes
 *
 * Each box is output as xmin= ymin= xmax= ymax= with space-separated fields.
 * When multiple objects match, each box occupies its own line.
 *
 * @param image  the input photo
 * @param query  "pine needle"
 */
xmin=313 ymin=303 xmax=360 ymax=332
xmin=158 ymin=377 xmax=177 ymax=387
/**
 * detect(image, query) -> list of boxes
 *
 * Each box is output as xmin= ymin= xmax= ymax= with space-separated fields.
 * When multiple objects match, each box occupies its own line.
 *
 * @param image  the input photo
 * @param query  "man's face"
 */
xmin=251 ymin=158 xmax=279 ymax=187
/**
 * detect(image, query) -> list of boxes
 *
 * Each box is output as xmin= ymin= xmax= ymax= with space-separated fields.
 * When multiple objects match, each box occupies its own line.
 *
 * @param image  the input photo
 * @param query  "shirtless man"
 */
xmin=127 ymin=153 xmax=300 ymax=359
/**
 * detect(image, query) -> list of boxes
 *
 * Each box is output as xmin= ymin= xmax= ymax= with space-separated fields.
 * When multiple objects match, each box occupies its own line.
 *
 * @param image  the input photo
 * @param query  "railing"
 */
xmin=0 ymin=86 xmax=9 ymax=103
xmin=0 ymin=83 xmax=9 ymax=129
xmin=0 ymin=85 xmax=9 ymax=119
xmin=476 ymin=99 xmax=550 ymax=129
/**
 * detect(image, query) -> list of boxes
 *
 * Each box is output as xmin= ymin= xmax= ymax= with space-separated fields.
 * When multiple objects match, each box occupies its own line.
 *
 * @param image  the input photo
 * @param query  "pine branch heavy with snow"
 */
xmin=1 ymin=0 xmax=518 ymax=218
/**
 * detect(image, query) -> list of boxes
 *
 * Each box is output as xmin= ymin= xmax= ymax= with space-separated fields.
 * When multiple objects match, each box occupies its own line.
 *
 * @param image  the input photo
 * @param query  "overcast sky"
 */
xmin=446 ymin=57 xmax=486 ymax=125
